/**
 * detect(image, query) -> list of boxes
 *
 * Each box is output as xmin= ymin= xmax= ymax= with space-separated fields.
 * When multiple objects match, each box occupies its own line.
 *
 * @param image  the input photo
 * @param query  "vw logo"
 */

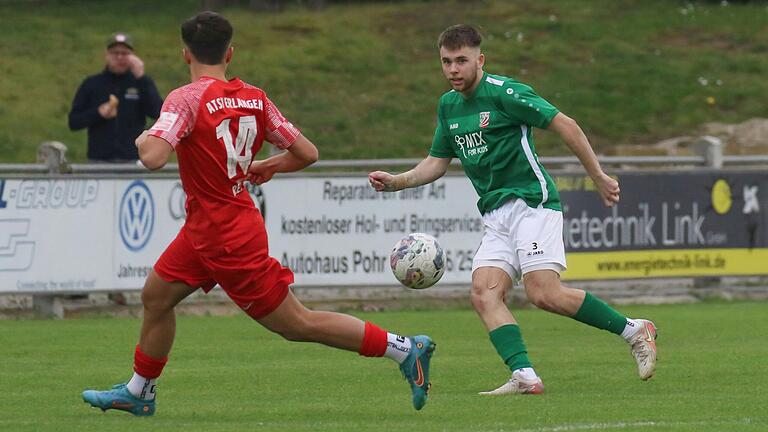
xmin=119 ymin=180 xmax=155 ymax=252
xmin=246 ymin=183 xmax=266 ymax=218
xmin=168 ymin=182 xmax=186 ymax=221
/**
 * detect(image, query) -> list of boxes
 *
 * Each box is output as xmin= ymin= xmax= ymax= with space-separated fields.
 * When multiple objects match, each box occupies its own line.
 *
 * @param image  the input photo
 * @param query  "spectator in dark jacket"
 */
xmin=69 ymin=33 xmax=163 ymax=162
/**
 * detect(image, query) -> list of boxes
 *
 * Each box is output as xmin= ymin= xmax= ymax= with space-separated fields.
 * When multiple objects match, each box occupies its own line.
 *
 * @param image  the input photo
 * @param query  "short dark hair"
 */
xmin=437 ymin=24 xmax=482 ymax=50
xmin=181 ymin=11 xmax=233 ymax=65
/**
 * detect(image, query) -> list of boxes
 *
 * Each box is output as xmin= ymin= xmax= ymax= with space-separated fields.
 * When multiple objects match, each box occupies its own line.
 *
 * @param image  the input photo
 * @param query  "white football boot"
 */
xmin=479 ymin=369 xmax=544 ymax=395
xmin=628 ymin=319 xmax=658 ymax=380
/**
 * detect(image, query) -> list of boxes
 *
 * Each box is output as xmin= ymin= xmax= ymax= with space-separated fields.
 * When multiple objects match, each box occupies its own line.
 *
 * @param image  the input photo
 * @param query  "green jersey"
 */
xmin=429 ymin=72 xmax=561 ymax=214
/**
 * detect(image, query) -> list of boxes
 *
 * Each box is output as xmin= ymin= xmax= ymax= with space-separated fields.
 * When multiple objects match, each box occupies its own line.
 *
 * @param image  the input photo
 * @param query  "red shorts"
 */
xmin=154 ymin=225 xmax=293 ymax=320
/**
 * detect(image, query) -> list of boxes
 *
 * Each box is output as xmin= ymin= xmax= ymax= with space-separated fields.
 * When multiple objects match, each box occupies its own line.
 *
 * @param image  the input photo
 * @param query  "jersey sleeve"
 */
xmin=499 ymin=82 xmax=559 ymax=129
xmin=264 ymin=96 xmax=301 ymax=150
xmin=428 ymin=104 xmax=454 ymax=158
xmin=147 ymin=88 xmax=195 ymax=148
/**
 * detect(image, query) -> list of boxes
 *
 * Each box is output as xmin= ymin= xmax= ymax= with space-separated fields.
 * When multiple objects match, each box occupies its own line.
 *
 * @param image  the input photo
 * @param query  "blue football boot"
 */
xmin=399 ymin=335 xmax=436 ymax=410
xmin=82 ymin=383 xmax=155 ymax=416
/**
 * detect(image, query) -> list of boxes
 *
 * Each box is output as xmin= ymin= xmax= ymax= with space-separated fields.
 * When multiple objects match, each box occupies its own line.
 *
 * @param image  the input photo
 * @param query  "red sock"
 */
xmin=358 ymin=322 xmax=388 ymax=357
xmin=133 ymin=345 xmax=168 ymax=379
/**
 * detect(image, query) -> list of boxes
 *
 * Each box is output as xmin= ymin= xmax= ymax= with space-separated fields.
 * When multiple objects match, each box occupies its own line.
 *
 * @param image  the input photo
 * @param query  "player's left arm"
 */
xmin=135 ymin=130 xmax=174 ymax=170
xmin=547 ymin=112 xmax=619 ymax=207
xmin=246 ymin=134 xmax=318 ymax=184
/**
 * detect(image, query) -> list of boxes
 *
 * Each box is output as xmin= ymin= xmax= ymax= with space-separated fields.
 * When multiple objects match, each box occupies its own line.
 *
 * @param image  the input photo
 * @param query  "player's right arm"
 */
xmin=136 ymin=130 xmax=173 ymax=170
xmin=141 ymin=86 xmax=196 ymax=171
xmin=370 ymin=101 xmax=453 ymax=192
xmin=369 ymin=156 xmax=451 ymax=192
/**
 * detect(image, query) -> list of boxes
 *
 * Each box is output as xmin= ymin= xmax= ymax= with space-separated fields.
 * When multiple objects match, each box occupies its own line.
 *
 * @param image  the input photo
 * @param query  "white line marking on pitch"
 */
xmin=508 ymin=418 xmax=758 ymax=432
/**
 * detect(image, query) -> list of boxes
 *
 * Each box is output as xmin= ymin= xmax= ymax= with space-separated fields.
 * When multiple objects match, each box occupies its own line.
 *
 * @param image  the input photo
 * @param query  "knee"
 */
xmin=523 ymin=278 xmax=560 ymax=312
xmin=141 ymin=289 xmax=175 ymax=314
xmin=526 ymin=289 xmax=558 ymax=311
xmin=470 ymin=281 xmax=503 ymax=313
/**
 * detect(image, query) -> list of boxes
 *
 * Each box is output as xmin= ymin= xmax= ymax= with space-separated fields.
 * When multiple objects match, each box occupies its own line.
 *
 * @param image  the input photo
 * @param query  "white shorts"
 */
xmin=472 ymin=198 xmax=567 ymax=281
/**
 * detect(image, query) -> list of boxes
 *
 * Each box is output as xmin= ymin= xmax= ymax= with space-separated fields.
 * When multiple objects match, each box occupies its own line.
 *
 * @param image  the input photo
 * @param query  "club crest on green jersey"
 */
xmin=479 ymin=112 xmax=490 ymax=128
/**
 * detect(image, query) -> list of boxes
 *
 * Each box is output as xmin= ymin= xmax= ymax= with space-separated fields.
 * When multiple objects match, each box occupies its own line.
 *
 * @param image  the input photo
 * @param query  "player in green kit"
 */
xmin=369 ymin=24 xmax=657 ymax=395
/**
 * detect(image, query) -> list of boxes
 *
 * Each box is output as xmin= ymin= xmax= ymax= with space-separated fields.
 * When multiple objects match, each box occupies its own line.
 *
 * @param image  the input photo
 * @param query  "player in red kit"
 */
xmin=82 ymin=11 xmax=435 ymax=415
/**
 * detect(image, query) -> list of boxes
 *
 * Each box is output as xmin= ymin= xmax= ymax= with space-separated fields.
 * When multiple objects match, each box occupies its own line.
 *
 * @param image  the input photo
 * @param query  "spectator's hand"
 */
xmin=593 ymin=172 xmax=620 ymax=207
xmin=98 ymin=95 xmax=118 ymax=119
xmin=128 ymin=54 xmax=145 ymax=78
xmin=247 ymin=159 xmax=276 ymax=185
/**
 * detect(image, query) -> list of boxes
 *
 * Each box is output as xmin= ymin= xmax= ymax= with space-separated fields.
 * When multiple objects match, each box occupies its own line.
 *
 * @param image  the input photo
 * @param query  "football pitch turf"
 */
xmin=1 ymin=301 xmax=766 ymax=431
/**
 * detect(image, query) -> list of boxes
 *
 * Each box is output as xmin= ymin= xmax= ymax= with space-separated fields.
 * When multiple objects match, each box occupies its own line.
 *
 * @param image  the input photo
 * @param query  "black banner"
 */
xmin=556 ymin=170 xmax=768 ymax=279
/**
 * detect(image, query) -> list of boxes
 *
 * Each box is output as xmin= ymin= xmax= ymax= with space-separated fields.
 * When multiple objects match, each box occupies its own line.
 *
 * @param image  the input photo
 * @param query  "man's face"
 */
xmin=439 ymin=45 xmax=484 ymax=93
xmin=105 ymin=44 xmax=132 ymax=74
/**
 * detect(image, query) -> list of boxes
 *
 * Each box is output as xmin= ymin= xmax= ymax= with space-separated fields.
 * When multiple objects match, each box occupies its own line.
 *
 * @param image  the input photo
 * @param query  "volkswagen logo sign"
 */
xmin=246 ymin=183 xmax=266 ymax=218
xmin=168 ymin=182 xmax=186 ymax=221
xmin=119 ymin=180 xmax=155 ymax=252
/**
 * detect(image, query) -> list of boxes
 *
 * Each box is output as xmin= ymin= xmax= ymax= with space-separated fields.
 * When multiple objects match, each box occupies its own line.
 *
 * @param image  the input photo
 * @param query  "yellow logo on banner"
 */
xmin=711 ymin=179 xmax=732 ymax=215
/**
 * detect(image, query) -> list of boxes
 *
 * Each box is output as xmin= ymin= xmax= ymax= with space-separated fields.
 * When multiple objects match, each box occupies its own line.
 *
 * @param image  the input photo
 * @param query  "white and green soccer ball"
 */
xmin=390 ymin=232 xmax=446 ymax=289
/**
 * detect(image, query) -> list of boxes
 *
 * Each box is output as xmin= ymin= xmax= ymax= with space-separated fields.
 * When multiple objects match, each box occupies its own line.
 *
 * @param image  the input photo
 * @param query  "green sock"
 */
xmin=572 ymin=292 xmax=627 ymax=335
xmin=489 ymin=324 xmax=532 ymax=372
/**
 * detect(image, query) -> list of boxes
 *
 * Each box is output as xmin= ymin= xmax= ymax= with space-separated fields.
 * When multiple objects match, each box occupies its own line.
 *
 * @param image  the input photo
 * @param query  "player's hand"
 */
xmin=135 ymin=130 xmax=150 ymax=149
xmin=128 ymin=54 xmax=145 ymax=78
xmin=369 ymin=171 xmax=397 ymax=192
xmin=593 ymin=172 xmax=620 ymax=207
xmin=247 ymin=159 xmax=276 ymax=185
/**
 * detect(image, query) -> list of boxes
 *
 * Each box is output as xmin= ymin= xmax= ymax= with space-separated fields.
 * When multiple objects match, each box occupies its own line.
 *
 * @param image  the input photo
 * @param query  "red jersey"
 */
xmin=148 ymin=76 xmax=300 ymax=256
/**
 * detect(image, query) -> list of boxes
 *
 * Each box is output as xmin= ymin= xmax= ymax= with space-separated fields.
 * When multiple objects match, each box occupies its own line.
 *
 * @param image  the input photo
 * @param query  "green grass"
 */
xmin=1 ymin=0 xmax=768 ymax=162
xmin=1 ymin=301 xmax=766 ymax=431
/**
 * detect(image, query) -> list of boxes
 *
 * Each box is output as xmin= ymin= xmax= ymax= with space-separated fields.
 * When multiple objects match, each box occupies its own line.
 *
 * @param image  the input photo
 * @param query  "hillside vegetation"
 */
xmin=1 ymin=0 xmax=767 ymax=162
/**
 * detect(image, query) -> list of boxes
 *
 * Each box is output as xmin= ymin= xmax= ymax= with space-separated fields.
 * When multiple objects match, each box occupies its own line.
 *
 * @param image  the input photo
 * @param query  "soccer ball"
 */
xmin=390 ymin=233 xmax=446 ymax=289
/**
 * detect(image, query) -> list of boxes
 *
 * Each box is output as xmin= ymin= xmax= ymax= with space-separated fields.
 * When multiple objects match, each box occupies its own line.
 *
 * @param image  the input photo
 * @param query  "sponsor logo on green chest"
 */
xmin=455 ymin=131 xmax=487 ymax=158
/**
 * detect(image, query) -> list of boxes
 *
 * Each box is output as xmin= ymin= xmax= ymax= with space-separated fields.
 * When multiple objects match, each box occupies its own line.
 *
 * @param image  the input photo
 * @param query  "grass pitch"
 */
xmin=1 ymin=301 xmax=766 ymax=431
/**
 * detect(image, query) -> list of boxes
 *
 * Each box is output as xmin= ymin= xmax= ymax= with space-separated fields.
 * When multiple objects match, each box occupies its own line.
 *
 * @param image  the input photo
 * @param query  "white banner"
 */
xmin=0 ymin=176 xmax=482 ymax=293
xmin=262 ymin=177 xmax=482 ymax=285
